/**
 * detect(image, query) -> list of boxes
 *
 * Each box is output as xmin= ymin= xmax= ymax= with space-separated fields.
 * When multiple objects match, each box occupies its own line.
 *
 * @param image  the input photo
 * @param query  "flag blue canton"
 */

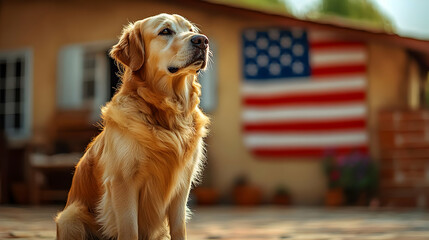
xmin=242 ymin=28 xmax=311 ymax=80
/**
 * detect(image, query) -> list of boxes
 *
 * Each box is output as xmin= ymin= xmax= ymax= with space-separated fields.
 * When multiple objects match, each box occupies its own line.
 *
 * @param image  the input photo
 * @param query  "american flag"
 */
xmin=241 ymin=28 xmax=368 ymax=158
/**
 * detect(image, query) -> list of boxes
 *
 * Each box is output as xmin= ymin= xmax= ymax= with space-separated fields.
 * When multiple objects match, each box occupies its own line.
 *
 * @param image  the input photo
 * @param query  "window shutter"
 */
xmin=199 ymin=41 xmax=218 ymax=113
xmin=57 ymin=45 xmax=84 ymax=108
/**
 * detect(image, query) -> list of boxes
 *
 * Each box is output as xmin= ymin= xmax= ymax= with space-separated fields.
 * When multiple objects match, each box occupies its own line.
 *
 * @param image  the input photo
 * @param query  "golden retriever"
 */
xmin=55 ymin=13 xmax=210 ymax=240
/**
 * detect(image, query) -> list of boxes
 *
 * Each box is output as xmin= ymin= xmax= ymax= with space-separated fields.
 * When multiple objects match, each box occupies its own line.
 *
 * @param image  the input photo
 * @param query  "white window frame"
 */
xmin=57 ymin=40 xmax=114 ymax=121
xmin=0 ymin=48 xmax=33 ymax=142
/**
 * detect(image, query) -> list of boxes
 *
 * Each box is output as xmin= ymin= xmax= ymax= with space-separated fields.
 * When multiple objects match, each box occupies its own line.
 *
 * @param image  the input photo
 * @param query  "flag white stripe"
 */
xmin=244 ymin=132 xmax=368 ymax=148
xmin=311 ymin=50 xmax=366 ymax=67
xmin=243 ymin=103 xmax=366 ymax=122
xmin=242 ymin=76 xmax=366 ymax=96
xmin=241 ymin=29 xmax=368 ymax=156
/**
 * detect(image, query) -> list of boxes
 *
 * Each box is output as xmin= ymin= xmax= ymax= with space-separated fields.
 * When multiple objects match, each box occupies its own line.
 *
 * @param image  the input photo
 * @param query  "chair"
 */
xmin=29 ymin=109 xmax=100 ymax=205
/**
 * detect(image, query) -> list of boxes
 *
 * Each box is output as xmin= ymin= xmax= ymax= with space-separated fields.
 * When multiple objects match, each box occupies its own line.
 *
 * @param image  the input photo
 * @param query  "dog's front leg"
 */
xmin=111 ymin=177 xmax=139 ymax=240
xmin=168 ymin=186 xmax=190 ymax=240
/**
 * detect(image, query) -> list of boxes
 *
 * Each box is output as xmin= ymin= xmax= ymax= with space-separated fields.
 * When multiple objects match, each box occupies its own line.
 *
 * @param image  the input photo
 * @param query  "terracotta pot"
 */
xmin=233 ymin=186 xmax=262 ymax=206
xmin=325 ymin=188 xmax=344 ymax=207
xmin=193 ymin=187 xmax=219 ymax=205
xmin=12 ymin=183 xmax=28 ymax=204
xmin=272 ymin=195 xmax=291 ymax=206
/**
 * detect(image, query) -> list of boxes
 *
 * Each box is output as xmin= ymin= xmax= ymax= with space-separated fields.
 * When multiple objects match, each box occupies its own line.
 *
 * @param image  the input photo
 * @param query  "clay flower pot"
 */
xmin=193 ymin=187 xmax=219 ymax=205
xmin=325 ymin=188 xmax=344 ymax=206
xmin=272 ymin=194 xmax=291 ymax=206
xmin=233 ymin=186 xmax=263 ymax=206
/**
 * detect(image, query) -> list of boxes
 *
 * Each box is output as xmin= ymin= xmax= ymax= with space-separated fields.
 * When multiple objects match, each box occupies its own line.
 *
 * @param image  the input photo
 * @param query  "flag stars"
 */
xmin=244 ymin=30 xmax=257 ymax=41
xmin=268 ymin=45 xmax=281 ymax=58
xmin=292 ymin=61 xmax=304 ymax=74
xmin=257 ymin=54 xmax=269 ymax=67
xmin=280 ymin=36 xmax=292 ymax=48
xmin=280 ymin=54 xmax=292 ymax=66
xmin=291 ymin=28 xmax=304 ymax=38
xmin=245 ymin=46 xmax=257 ymax=58
xmin=243 ymin=28 xmax=310 ymax=78
xmin=268 ymin=29 xmax=280 ymax=40
xmin=256 ymin=37 xmax=269 ymax=49
xmin=292 ymin=44 xmax=304 ymax=56
xmin=245 ymin=63 xmax=258 ymax=76
xmin=269 ymin=62 xmax=281 ymax=76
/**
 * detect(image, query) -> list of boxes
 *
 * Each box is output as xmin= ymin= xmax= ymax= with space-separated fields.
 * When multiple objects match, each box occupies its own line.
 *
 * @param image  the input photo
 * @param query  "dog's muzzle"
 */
xmin=168 ymin=34 xmax=209 ymax=74
xmin=189 ymin=34 xmax=209 ymax=70
xmin=191 ymin=35 xmax=209 ymax=50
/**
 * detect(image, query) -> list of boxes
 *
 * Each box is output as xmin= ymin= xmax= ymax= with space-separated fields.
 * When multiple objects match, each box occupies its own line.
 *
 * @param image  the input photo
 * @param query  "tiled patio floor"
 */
xmin=0 ymin=206 xmax=429 ymax=239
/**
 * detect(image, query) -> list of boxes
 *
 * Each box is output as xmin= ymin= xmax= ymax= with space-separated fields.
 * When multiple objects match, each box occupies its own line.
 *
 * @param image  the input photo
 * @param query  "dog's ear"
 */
xmin=110 ymin=22 xmax=144 ymax=71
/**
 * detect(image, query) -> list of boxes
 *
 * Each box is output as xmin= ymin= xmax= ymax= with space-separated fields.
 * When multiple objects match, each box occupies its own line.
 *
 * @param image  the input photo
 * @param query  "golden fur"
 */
xmin=56 ymin=13 xmax=210 ymax=240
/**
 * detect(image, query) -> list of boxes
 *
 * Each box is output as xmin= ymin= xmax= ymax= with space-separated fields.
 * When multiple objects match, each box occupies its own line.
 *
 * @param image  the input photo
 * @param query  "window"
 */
xmin=57 ymin=41 xmax=119 ymax=120
xmin=0 ymin=49 xmax=32 ymax=140
xmin=57 ymin=40 xmax=217 ymax=117
xmin=199 ymin=41 xmax=218 ymax=113
xmin=82 ymin=52 xmax=97 ymax=105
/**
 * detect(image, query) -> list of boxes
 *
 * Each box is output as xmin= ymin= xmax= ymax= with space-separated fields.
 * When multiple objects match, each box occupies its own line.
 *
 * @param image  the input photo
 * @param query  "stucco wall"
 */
xmin=366 ymin=43 xmax=409 ymax=160
xmin=0 ymin=0 xmax=410 ymax=204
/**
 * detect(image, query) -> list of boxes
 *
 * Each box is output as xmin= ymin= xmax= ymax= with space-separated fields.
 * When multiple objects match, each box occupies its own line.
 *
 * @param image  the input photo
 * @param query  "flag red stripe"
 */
xmin=310 ymin=41 xmax=365 ymax=50
xmin=244 ymin=119 xmax=366 ymax=132
xmin=244 ymin=90 xmax=365 ymax=106
xmin=311 ymin=64 xmax=366 ymax=76
xmin=252 ymin=146 xmax=368 ymax=158
xmin=242 ymin=30 xmax=368 ymax=158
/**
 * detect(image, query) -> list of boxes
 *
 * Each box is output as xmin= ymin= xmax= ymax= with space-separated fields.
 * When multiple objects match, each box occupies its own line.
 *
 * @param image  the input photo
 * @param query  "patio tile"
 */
xmin=1 ymin=206 xmax=429 ymax=239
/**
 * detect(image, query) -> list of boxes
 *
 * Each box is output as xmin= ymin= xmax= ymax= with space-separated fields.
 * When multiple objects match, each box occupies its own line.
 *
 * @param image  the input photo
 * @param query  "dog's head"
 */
xmin=110 ymin=13 xmax=209 ymax=76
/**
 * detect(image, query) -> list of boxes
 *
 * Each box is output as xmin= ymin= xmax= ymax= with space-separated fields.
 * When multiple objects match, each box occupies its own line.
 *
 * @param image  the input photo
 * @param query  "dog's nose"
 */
xmin=191 ymin=35 xmax=209 ymax=49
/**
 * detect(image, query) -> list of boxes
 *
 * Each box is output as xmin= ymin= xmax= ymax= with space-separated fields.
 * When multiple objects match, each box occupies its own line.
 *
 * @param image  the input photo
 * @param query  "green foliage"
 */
xmin=209 ymin=0 xmax=291 ymax=15
xmin=322 ymin=151 xmax=379 ymax=204
xmin=322 ymin=151 xmax=378 ymax=191
xmin=274 ymin=184 xmax=290 ymax=196
xmin=309 ymin=0 xmax=394 ymax=31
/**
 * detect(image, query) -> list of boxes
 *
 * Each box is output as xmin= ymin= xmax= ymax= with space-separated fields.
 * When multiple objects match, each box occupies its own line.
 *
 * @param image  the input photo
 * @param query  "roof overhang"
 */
xmin=173 ymin=0 xmax=429 ymax=55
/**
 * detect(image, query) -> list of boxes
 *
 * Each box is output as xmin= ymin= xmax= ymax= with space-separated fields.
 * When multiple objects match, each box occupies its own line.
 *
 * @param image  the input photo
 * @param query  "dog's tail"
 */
xmin=55 ymin=202 xmax=98 ymax=240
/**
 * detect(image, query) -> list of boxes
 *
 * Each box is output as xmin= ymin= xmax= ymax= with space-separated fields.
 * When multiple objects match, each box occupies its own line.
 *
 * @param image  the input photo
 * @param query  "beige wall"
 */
xmin=366 ymin=43 xmax=409 ymax=159
xmin=0 ymin=0 xmax=411 ymax=204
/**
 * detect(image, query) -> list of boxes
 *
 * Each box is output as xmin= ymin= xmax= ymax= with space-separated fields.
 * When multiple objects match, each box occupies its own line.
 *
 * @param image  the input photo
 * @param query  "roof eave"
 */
xmin=174 ymin=0 xmax=429 ymax=54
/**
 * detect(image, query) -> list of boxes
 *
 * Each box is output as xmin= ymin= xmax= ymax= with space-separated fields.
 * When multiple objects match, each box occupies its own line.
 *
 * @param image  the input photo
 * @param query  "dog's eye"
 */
xmin=159 ymin=28 xmax=173 ymax=36
xmin=189 ymin=29 xmax=193 ymax=32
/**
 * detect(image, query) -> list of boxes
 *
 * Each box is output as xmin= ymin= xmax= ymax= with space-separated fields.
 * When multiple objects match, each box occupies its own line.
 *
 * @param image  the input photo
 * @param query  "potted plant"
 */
xmin=322 ymin=153 xmax=344 ymax=206
xmin=322 ymin=151 xmax=378 ymax=206
xmin=232 ymin=175 xmax=263 ymax=206
xmin=272 ymin=185 xmax=291 ymax=206
xmin=340 ymin=151 xmax=378 ymax=205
